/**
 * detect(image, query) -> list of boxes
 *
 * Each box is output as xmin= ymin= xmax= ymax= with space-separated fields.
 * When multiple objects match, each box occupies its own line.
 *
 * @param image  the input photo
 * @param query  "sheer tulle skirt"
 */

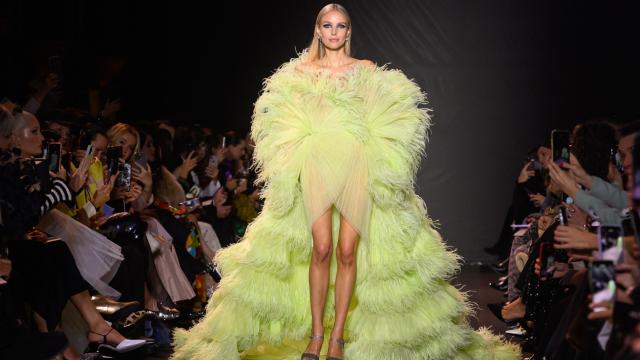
xmin=38 ymin=209 xmax=124 ymax=298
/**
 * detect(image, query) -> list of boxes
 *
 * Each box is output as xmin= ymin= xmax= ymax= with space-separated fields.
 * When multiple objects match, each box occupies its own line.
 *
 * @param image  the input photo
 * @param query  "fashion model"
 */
xmin=173 ymin=4 xmax=519 ymax=360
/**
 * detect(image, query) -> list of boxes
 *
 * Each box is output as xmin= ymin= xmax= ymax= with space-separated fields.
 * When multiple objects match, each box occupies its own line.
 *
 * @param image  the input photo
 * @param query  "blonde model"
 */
xmin=173 ymin=4 xmax=519 ymax=360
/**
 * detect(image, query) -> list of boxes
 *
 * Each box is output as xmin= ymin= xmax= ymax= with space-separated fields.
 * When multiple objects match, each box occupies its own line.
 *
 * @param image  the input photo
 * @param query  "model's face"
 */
xmin=13 ymin=113 xmax=44 ymax=157
xmin=113 ymin=132 xmax=137 ymax=161
xmin=316 ymin=10 xmax=350 ymax=51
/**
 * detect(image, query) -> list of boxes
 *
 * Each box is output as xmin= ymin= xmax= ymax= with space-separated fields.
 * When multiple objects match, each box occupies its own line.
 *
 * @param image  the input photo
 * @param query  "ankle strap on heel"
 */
xmin=329 ymin=337 xmax=344 ymax=349
xmin=308 ymin=334 xmax=324 ymax=340
xmin=88 ymin=328 xmax=114 ymax=344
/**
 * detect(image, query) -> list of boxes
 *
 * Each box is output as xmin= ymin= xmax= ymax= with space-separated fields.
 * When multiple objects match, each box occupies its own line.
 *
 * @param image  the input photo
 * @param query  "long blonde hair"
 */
xmin=306 ymin=3 xmax=352 ymax=63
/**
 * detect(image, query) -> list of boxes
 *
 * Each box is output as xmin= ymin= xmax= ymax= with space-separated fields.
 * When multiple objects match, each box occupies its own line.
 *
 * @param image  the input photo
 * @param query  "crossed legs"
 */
xmin=303 ymin=206 xmax=360 ymax=359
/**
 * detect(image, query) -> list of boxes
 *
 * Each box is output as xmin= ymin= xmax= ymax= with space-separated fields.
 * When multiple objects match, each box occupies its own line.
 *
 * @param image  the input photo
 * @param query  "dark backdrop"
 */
xmin=1 ymin=0 xmax=639 ymax=260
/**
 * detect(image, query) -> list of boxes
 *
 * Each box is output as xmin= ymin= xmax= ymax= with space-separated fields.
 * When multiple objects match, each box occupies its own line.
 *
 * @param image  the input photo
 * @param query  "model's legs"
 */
xmin=328 ymin=213 xmax=359 ymax=358
xmin=303 ymin=206 xmax=334 ymax=358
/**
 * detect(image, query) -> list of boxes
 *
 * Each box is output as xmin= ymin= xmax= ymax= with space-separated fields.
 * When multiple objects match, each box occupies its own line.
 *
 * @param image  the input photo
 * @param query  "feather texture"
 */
xmin=172 ymin=56 xmax=519 ymax=359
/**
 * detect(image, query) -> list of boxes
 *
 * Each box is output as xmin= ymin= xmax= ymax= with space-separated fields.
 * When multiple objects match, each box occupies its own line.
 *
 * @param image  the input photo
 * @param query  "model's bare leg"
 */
xmin=303 ymin=206 xmax=333 ymax=359
xmin=328 ymin=213 xmax=359 ymax=358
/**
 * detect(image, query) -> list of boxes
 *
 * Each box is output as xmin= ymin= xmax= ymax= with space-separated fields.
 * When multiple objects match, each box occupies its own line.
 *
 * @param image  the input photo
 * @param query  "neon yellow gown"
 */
xmin=172 ymin=55 xmax=520 ymax=359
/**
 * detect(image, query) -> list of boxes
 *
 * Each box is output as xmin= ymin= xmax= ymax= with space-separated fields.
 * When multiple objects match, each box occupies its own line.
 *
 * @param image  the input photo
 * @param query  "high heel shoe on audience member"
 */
xmin=489 ymin=262 xmax=508 ymax=276
xmin=91 ymin=295 xmax=141 ymax=315
xmin=87 ymin=328 xmax=146 ymax=353
xmin=145 ymin=307 xmax=180 ymax=321
xmin=487 ymin=302 xmax=506 ymax=322
xmin=489 ymin=280 xmax=507 ymax=292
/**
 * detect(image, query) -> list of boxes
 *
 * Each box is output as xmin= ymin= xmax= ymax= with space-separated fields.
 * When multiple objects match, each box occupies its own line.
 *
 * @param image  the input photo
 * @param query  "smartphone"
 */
xmin=85 ymin=143 xmax=94 ymax=158
xmin=527 ymin=220 xmax=539 ymax=243
xmin=611 ymin=148 xmax=624 ymax=174
xmin=551 ymin=129 xmax=571 ymax=167
xmin=221 ymin=136 xmax=226 ymax=148
xmin=598 ymin=225 xmax=623 ymax=263
xmin=558 ymin=206 xmax=568 ymax=226
xmin=539 ymin=242 xmax=556 ymax=280
xmin=526 ymin=154 xmax=542 ymax=172
xmin=117 ymin=163 xmax=132 ymax=192
xmin=47 ymin=55 xmax=64 ymax=82
xmin=179 ymin=197 xmax=201 ymax=212
xmin=588 ymin=260 xmax=616 ymax=312
xmin=209 ymin=154 xmax=219 ymax=167
xmin=47 ymin=142 xmax=62 ymax=173
xmin=106 ymin=146 xmax=122 ymax=180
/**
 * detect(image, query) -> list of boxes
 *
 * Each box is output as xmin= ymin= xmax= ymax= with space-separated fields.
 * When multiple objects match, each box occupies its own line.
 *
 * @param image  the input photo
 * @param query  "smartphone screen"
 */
xmin=558 ymin=206 xmax=568 ymax=226
xmin=106 ymin=146 xmax=122 ymax=179
xmin=598 ymin=225 xmax=623 ymax=262
xmin=538 ymin=242 xmax=556 ymax=280
xmin=47 ymin=142 xmax=62 ymax=173
xmin=589 ymin=260 xmax=616 ymax=312
xmin=209 ymin=155 xmax=219 ymax=167
xmin=551 ymin=129 xmax=571 ymax=167
xmin=117 ymin=163 xmax=132 ymax=192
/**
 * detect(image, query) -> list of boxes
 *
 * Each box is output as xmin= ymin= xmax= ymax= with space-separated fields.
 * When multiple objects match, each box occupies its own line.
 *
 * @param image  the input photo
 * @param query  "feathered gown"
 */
xmin=172 ymin=56 xmax=520 ymax=359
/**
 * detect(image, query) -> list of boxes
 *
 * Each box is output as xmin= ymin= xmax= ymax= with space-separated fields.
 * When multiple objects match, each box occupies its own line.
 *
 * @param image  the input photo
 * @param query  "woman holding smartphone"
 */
xmin=173 ymin=4 xmax=518 ymax=360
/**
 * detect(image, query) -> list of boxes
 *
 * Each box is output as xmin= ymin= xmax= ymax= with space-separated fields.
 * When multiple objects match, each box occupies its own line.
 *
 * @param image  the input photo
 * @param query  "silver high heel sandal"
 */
xmin=326 ymin=337 xmax=345 ymax=360
xmin=300 ymin=334 xmax=324 ymax=360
